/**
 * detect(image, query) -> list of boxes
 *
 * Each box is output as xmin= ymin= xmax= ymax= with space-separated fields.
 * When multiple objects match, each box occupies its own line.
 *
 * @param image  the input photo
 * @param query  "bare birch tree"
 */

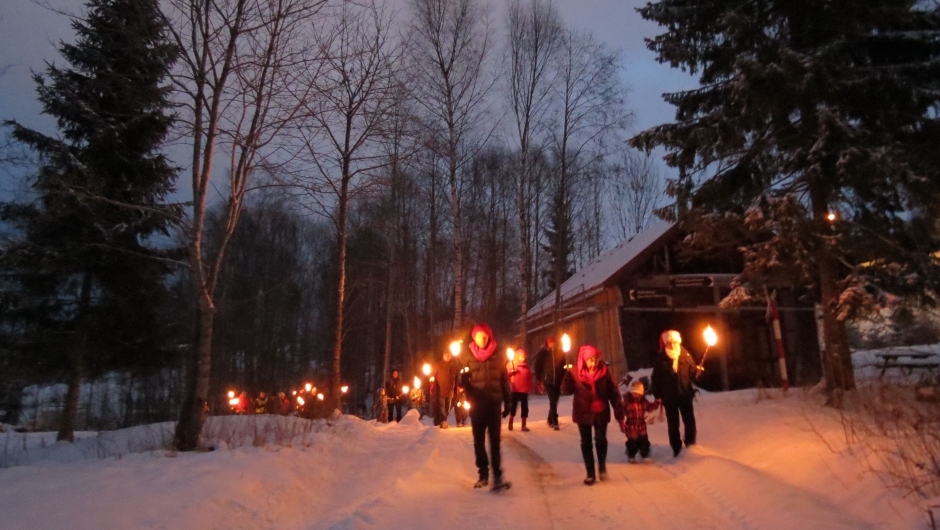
xmin=408 ymin=0 xmax=493 ymax=332
xmin=163 ymin=0 xmax=324 ymax=450
xmin=505 ymin=0 xmax=561 ymax=343
xmin=607 ymin=149 xmax=663 ymax=242
xmin=291 ymin=0 xmax=400 ymax=410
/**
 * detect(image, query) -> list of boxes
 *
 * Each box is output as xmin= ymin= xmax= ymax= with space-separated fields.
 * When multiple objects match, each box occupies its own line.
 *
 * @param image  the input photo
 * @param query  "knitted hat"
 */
xmin=628 ymin=380 xmax=644 ymax=395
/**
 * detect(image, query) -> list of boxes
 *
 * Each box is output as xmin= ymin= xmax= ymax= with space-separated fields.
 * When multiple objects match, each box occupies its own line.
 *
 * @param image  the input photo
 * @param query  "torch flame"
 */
xmin=297 ymin=396 xmax=305 ymax=405
xmin=463 ymin=401 xmax=470 ymax=410
xmin=292 ymin=390 xmax=297 ymax=396
xmin=304 ymin=383 xmax=312 ymax=392
xmin=413 ymin=376 xmax=421 ymax=389
xmin=449 ymin=341 xmax=461 ymax=356
xmin=402 ymin=385 xmax=409 ymax=394
xmin=341 ymin=385 xmax=349 ymax=394
xmin=430 ymin=376 xmax=435 ymax=382
xmin=228 ymin=398 xmax=239 ymax=406
xmin=704 ymin=325 xmax=718 ymax=347
xmin=561 ymin=333 xmax=571 ymax=353
xmin=227 ymin=391 xmax=235 ymax=399
xmin=317 ymin=393 xmax=324 ymax=400
xmin=422 ymin=363 xmax=431 ymax=376
xmin=507 ymin=348 xmax=515 ymax=361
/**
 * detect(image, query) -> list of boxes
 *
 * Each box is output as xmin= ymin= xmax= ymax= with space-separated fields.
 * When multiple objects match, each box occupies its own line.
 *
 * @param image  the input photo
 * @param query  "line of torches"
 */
xmin=227 ymin=381 xmax=349 ymax=408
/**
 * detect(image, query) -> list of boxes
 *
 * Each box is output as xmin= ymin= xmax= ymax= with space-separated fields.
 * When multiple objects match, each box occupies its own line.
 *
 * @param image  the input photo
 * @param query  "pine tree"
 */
xmin=632 ymin=0 xmax=940 ymax=397
xmin=1 ymin=0 xmax=180 ymax=439
xmin=542 ymin=189 xmax=573 ymax=292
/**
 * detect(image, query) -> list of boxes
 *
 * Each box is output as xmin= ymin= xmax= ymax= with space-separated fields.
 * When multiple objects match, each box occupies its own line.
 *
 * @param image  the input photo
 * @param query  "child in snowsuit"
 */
xmin=622 ymin=380 xmax=662 ymax=462
xmin=507 ymin=348 xmax=533 ymax=432
xmin=373 ymin=388 xmax=389 ymax=423
xmin=562 ymin=345 xmax=625 ymax=485
xmin=454 ymin=386 xmax=469 ymax=427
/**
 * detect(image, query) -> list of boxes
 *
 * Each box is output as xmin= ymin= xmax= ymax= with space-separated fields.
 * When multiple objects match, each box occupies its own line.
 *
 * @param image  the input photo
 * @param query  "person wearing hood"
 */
xmin=650 ymin=330 xmax=703 ymax=457
xmin=506 ymin=348 xmax=533 ymax=432
xmin=461 ymin=322 xmax=512 ymax=491
xmin=562 ymin=345 xmax=625 ymax=485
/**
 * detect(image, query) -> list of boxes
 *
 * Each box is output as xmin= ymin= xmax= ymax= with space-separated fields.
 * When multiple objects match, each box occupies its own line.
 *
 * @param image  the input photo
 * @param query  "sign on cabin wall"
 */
xmin=628 ymin=289 xmax=669 ymax=301
xmin=670 ymin=276 xmax=714 ymax=288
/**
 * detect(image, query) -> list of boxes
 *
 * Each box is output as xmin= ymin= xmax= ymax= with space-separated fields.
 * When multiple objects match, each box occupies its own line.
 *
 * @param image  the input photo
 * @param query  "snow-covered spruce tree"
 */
xmin=1 ymin=0 xmax=180 ymax=440
xmin=632 ymin=0 xmax=940 ymax=398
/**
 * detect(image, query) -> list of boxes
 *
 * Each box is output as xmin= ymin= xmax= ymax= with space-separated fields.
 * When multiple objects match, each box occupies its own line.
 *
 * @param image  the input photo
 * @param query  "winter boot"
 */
xmin=628 ymin=457 xmax=637 ymax=464
xmin=492 ymin=476 xmax=511 ymax=492
xmin=552 ymin=423 xmax=560 ymax=431
xmin=598 ymin=464 xmax=608 ymax=482
xmin=474 ymin=477 xmax=489 ymax=488
xmin=508 ymin=416 xmax=514 ymax=431
xmin=583 ymin=476 xmax=596 ymax=486
xmin=673 ymin=446 xmax=681 ymax=458
xmin=441 ymin=420 xmax=449 ymax=429
xmin=521 ymin=418 xmax=529 ymax=432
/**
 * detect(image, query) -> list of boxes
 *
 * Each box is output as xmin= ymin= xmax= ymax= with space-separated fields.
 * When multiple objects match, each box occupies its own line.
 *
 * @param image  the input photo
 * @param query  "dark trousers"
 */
xmin=470 ymin=401 xmax=502 ymax=480
xmin=664 ymin=396 xmax=696 ymax=452
xmin=578 ymin=421 xmax=608 ymax=478
xmin=626 ymin=434 xmax=651 ymax=458
xmin=546 ymin=384 xmax=561 ymax=426
xmin=510 ymin=392 xmax=528 ymax=418
xmin=435 ymin=396 xmax=453 ymax=425
xmin=390 ymin=401 xmax=403 ymax=422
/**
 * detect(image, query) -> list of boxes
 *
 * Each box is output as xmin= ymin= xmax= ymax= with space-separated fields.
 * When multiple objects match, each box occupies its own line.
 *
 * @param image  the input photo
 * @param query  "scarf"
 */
xmin=661 ymin=330 xmax=682 ymax=372
xmin=577 ymin=345 xmax=608 ymax=413
xmin=469 ymin=322 xmax=497 ymax=361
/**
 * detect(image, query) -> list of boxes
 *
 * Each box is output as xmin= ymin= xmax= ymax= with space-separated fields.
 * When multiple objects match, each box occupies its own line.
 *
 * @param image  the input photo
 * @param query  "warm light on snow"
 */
xmin=561 ymin=333 xmax=571 ymax=353
xmin=704 ymin=325 xmax=718 ymax=347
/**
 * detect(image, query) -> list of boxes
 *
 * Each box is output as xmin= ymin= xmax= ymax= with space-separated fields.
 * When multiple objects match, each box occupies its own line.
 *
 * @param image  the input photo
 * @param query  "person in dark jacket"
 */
xmin=650 ymin=330 xmax=703 ymax=457
xmin=562 ymin=345 xmax=625 ymax=485
xmin=433 ymin=351 xmax=459 ymax=428
xmin=384 ymin=369 xmax=405 ymax=422
xmin=461 ymin=322 xmax=512 ymax=491
xmin=506 ymin=348 xmax=533 ymax=432
xmin=534 ymin=337 xmax=566 ymax=430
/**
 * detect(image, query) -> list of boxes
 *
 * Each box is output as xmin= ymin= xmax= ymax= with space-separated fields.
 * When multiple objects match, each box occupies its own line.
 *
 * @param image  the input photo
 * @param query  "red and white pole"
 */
xmin=769 ymin=298 xmax=789 ymax=391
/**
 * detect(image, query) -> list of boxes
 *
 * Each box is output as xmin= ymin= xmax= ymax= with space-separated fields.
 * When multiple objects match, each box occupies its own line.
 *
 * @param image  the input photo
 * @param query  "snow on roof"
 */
xmin=527 ymin=221 xmax=676 ymax=318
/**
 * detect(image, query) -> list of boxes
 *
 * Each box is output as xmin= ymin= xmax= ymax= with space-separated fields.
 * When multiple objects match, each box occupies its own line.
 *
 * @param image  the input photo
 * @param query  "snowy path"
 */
xmin=0 ymin=392 xmax=928 ymax=529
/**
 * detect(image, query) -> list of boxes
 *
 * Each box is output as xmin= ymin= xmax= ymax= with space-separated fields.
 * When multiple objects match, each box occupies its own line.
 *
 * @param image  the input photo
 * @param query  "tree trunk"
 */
xmin=57 ymin=271 xmax=93 ymax=443
xmin=332 ymin=169 xmax=351 ymax=413
xmin=174 ymin=291 xmax=215 ymax=451
xmin=518 ymin=147 xmax=530 ymax=344
xmin=451 ymin=158 xmax=463 ymax=332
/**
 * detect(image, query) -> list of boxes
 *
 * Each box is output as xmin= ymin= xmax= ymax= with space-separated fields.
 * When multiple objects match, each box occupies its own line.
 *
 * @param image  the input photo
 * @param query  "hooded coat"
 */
xmin=562 ymin=345 xmax=624 ymax=426
xmin=507 ymin=355 xmax=534 ymax=394
xmin=462 ymin=323 xmax=511 ymax=409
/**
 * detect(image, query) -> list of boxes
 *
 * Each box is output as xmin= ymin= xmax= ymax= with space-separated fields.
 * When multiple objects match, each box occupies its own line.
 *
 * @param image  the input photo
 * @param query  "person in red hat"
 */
xmin=461 ymin=322 xmax=512 ymax=491
xmin=562 ymin=344 xmax=624 ymax=485
xmin=506 ymin=348 xmax=533 ymax=432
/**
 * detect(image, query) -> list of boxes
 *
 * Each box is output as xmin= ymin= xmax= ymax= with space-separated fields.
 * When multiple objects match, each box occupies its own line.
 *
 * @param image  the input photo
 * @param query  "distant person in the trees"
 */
xmin=433 ymin=351 xmax=459 ymax=428
xmin=384 ymin=369 xmax=404 ymax=422
xmin=622 ymin=380 xmax=661 ymax=462
xmin=235 ymin=392 xmax=249 ymax=415
xmin=562 ymin=345 xmax=624 ymax=485
xmin=651 ymin=330 xmax=703 ymax=457
xmin=454 ymin=386 xmax=469 ymax=427
xmin=506 ymin=348 xmax=533 ymax=432
xmin=278 ymin=392 xmax=291 ymax=416
xmin=254 ymin=392 xmax=269 ymax=415
xmin=373 ymin=388 xmax=389 ymax=423
xmin=535 ymin=336 xmax=566 ymax=430
xmin=461 ymin=322 xmax=512 ymax=491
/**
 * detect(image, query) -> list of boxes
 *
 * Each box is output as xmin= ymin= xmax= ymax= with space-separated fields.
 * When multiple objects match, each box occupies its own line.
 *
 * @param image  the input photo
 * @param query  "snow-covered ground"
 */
xmin=1 ymin=382 xmax=936 ymax=530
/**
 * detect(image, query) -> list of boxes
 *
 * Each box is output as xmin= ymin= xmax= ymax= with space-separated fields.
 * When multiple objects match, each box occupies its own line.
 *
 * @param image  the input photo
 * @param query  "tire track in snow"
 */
xmin=653 ymin=455 xmax=760 ymax=530
xmin=503 ymin=435 xmax=558 ymax=530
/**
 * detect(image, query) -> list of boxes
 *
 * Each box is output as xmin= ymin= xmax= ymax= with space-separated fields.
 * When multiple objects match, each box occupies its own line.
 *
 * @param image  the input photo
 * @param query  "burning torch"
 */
xmin=699 ymin=325 xmax=718 ymax=368
xmin=561 ymin=333 xmax=571 ymax=353
xmin=507 ymin=348 xmax=515 ymax=371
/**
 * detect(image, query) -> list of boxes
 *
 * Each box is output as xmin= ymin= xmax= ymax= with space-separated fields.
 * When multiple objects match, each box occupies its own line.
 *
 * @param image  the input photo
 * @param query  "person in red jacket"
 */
xmin=562 ymin=345 xmax=625 ymax=485
xmin=506 ymin=348 xmax=533 ymax=432
xmin=622 ymin=380 xmax=661 ymax=462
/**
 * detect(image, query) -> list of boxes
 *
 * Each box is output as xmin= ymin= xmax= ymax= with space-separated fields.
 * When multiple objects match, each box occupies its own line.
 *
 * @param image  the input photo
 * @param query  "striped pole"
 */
xmin=769 ymin=298 xmax=789 ymax=391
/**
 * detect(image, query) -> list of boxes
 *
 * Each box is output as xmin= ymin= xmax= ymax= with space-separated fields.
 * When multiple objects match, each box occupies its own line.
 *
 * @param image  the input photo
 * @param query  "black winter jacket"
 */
xmin=650 ymin=347 xmax=699 ymax=405
xmin=462 ymin=353 xmax=511 ymax=410
xmin=534 ymin=345 xmax=567 ymax=387
xmin=384 ymin=376 xmax=403 ymax=403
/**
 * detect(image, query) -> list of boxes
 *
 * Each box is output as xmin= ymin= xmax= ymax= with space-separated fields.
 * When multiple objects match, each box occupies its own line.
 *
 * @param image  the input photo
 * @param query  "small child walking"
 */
xmin=373 ymin=388 xmax=389 ymax=423
xmin=623 ymin=380 xmax=662 ymax=463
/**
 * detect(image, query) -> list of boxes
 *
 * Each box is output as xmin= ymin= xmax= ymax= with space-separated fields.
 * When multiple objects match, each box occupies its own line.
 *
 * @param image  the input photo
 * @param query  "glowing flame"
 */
xmin=507 ymin=348 xmax=515 ymax=361
xmin=402 ymin=385 xmax=410 ymax=394
xmin=228 ymin=398 xmax=239 ymax=406
xmin=227 ymin=391 xmax=235 ymax=399
xmin=317 ymin=393 xmax=324 ymax=401
xmin=430 ymin=376 xmax=435 ymax=382
xmin=827 ymin=212 xmax=836 ymax=222
xmin=422 ymin=363 xmax=431 ymax=376
xmin=413 ymin=377 xmax=421 ymax=389
xmin=463 ymin=401 xmax=471 ymax=410
xmin=297 ymin=396 xmax=305 ymax=405
xmin=341 ymin=385 xmax=349 ymax=394
xmin=304 ymin=383 xmax=312 ymax=392
xmin=704 ymin=325 xmax=718 ymax=347
xmin=561 ymin=333 xmax=571 ymax=353
xmin=292 ymin=390 xmax=297 ymax=396
xmin=449 ymin=341 xmax=461 ymax=356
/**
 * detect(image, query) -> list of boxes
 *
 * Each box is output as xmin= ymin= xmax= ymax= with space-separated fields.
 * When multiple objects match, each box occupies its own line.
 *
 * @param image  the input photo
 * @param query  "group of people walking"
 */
xmin=388 ymin=322 xmax=702 ymax=491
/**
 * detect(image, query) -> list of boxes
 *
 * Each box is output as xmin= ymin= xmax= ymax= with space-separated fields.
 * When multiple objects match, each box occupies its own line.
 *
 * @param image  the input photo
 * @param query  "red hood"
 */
xmin=577 ymin=344 xmax=608 ymax=384
xmin=469 ymin=323 xmax=497 ymax=361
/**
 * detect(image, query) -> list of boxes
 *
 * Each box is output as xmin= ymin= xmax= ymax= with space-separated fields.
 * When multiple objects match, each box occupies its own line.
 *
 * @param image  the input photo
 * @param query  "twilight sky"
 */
xmin=0 ymin=0 xmax=697 ymax=189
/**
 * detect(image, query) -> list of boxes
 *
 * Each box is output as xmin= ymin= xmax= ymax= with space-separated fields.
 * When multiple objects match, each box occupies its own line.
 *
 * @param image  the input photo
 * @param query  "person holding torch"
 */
xmin=535 ymin=336 xmax=568 ymax=430
xmin=460 ymin=322 xmax=512 ymax=491
xmin=506 ymin=348 xmax=533 ymax=432
xmin=384 ymin=369 xmax=404 ymax=422
xmin=650 ymin=330 xmax=703 ymax=457
xmin=433 ymin=350 xmax=459 ymax=428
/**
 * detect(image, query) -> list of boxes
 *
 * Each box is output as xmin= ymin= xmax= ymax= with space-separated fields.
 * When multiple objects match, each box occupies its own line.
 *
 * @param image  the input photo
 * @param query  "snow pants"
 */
xmin=546 ymin=384 xmax=561 ymax=427
xmin=470 ymin=401 xmax=503 ymax=481
xmin=510 ymin=392 xmax=529 ymax=418
xmin=578 ymin=421 xmax=609 ymax=479
xmin=626 ymin=434 xmax=651 ymax=458
xmin=664 ymin=396 xmax=696 ymax=453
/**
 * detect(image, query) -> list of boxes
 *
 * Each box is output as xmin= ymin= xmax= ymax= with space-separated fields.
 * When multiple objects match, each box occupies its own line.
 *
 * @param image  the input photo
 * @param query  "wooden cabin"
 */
xmin=522 ymin=222 xmax=823 ymax=391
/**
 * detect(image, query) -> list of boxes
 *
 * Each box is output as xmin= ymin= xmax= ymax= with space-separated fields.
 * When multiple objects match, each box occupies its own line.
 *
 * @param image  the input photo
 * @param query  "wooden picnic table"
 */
xmin=874 ymin=351 xmax=940 ymax=376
